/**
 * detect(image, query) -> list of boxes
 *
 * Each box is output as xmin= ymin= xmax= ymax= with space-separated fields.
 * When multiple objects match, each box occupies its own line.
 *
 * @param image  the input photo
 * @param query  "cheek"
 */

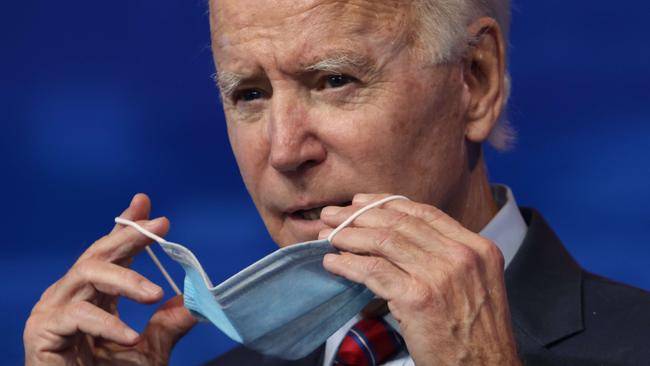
xmin=461 ymin=78 xmax=471 ymax=110
xmin=227 ymin=123 xmax=268 ymax=194
xmin=344 ymin=75 xmax=466 ymax=195
xmin=228 ymin=123 xmax=285 ymax=235
xmin=317 ymin=103 xmax=428 ymax=189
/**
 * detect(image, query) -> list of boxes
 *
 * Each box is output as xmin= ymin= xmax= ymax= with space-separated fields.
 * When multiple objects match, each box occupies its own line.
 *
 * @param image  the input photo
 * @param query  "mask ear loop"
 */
xmin=327 ymin=195 xmax=410 ymax=242
xmin=114 ymin=217 xmax=182 ymax=296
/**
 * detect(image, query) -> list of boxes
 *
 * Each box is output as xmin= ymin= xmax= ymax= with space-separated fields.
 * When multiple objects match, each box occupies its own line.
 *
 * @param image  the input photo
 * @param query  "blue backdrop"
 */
xmin=2 ymin=1 xmax=649 ymax=364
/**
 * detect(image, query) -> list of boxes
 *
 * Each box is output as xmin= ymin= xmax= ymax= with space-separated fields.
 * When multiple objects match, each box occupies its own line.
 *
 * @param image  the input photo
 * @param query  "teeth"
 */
xmin=300 ymin=207 xmax=323 ymax=221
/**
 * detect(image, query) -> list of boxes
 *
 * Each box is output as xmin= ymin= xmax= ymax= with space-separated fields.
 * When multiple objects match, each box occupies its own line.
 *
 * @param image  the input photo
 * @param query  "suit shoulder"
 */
xmin=582 ymin=271 xmax=650 ymax=342
xmin=583 ymin=271 xmax=650 ymax=313
xmin=550 ymin=271 xmax=650 ymax=364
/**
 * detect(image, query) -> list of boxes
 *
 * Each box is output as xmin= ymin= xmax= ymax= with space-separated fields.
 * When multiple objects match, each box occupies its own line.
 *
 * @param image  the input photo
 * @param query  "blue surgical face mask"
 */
xmin=115 ymin=195 xmax=408 ymax=360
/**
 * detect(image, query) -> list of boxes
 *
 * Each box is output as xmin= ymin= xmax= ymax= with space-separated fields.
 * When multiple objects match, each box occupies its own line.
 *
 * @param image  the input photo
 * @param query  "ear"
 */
xmin=462 ymin=17 xmax=506 ymax=143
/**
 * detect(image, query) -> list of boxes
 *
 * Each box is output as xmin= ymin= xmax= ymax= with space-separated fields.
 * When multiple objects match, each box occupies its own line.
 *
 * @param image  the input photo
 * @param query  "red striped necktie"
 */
xmin=334 ymin=317 xmax=405 ymax=366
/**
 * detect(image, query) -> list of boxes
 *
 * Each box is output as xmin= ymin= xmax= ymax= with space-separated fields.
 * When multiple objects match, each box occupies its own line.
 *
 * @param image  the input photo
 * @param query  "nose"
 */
xmin=268 ymin=94 xmax=326 ymax=173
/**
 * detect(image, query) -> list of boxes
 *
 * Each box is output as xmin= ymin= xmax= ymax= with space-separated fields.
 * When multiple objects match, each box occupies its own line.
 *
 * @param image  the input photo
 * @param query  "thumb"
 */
xmin=142 ymin=295 xmax=197 ymax=357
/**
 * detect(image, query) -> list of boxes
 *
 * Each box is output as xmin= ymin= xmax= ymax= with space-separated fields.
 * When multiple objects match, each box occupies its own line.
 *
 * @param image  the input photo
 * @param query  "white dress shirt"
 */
xmin=323 ymin=185 xmax=528 ymax=366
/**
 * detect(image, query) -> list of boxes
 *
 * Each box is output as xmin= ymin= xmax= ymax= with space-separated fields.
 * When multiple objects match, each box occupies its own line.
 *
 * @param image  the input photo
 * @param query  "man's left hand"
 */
xmin=319 ymin=193 xmax=521 ymax=366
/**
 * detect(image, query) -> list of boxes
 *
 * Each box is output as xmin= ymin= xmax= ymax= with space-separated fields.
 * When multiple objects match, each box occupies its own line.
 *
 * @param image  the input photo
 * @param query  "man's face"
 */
xmin=211 ymin=0 xmax=471 ymax=246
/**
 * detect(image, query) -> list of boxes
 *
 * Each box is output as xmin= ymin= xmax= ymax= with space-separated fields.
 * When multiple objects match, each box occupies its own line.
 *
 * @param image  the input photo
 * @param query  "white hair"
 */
xmin=411 ymin=0 xmax=515 ymax=151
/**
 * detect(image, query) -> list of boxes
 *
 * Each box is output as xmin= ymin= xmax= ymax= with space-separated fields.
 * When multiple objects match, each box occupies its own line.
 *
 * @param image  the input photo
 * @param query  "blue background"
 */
xmin=2 ymin=1 xmax=649 ymax=364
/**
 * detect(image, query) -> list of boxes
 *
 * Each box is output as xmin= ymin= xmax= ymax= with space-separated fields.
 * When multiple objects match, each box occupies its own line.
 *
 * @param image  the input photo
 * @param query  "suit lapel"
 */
xmin=505 ymin=208 xmax=584 ymax=347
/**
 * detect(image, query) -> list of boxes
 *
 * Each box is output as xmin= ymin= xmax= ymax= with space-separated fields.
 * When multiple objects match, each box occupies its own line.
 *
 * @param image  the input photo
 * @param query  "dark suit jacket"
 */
xmin=205 ymin=209 xmax=650 ymax=365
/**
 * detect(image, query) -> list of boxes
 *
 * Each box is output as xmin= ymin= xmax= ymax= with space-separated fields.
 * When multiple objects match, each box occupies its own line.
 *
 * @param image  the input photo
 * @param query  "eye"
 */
xmin=234 ymin=89 xmax=264 ymax=103
xmin=324 ymin=74 xmax=355 ymax=89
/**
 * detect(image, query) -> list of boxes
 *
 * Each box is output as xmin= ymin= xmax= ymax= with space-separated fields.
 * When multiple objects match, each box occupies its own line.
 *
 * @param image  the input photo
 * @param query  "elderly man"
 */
xmin=23 ymin=0 xmax=650 ymax=365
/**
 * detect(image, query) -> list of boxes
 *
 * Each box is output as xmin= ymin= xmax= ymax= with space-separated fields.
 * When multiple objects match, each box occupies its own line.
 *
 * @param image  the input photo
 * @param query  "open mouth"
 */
xmin=290 ymin=201 xmax=352 ymax=221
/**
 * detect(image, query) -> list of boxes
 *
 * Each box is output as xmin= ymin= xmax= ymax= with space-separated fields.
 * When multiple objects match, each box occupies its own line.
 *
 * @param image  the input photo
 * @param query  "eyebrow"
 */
xmin=213 ymin=71 xmax=244 ymax=98
xmin=304 ymin=52 xmax=373 ymax=74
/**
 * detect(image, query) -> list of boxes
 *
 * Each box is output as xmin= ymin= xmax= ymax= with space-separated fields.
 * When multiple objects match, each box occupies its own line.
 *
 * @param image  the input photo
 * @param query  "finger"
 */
xmin=81 ymin=217 xmax=169 ymax=263
xmin=43 ymin=301 xmax=140 ymax=351
xmin=365 ymin=197 xmax=503 ymax=266
xmin=49 ymin=260 xmax=164 ymax=306
xmin=319 ymin=227 xmax=428 ymax=267
xmin=355 ymin=193 xmax=475 ymax=243
xmin=321 ymin=204 xmax=454 ymax=252
xmin=108 ymin=193 xmax=152 ymax=271
xmin=323 ymin=252 xmax=409 ymax=301
xmin=321 ymin=201 xmax=412 ymax=230
xmin=352 ymin=193 xmax=393 ymax=205
xmin=110 ymin=193 xmax=151 ymax=235
xmin=142 ymin=296 xmax=197 ymax=356
xmin=333 ymin=195 xmax=496 ymax=260
xmin=319 ymin=193 xmax=397 ymax=228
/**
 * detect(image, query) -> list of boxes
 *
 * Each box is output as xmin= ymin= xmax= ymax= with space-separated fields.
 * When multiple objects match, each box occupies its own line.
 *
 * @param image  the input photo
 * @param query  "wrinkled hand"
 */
xmin=319 ymin=194 xmax=520 ymax=366
xmin=24 ymin=194 xmax=196 ymax=366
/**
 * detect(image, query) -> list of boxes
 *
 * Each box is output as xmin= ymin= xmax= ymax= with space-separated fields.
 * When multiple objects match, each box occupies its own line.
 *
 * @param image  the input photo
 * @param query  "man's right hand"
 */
xmin=23 ymin=194 xmax=197 ymax=366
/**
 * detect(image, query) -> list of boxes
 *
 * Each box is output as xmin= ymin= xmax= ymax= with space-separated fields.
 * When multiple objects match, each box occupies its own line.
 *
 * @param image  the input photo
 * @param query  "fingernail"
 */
xmin=318 ymin=228 xmax=333 ymax=239
xmin=130 ymin=194 xmax=139 ymax=207
xmin=323 ymin=253 xmax=338 ymax=264
xmin=144 ymin=217 xmax=164 ymax=228
xmin=354 ymin=194 xmax=372 ymax=203
xmin=321 ymin=206 xmax=341 ymax=217
xmin=140 ymin=281 xmax=162 ymax=296
xmin=124 ymin=328 xmax=139 ymax=342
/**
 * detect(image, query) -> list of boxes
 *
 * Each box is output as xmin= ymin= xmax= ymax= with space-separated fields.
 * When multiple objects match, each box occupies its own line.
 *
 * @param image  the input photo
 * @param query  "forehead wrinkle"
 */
xmin=211 ymin=0 xmax=414 ymax=86
xmin=211 ymin=0 xmax=411 ymax=44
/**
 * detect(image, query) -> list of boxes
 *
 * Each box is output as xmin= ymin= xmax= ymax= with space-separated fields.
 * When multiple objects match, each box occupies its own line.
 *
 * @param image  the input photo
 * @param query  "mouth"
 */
xmin=288 ymin=200 xmax=352 ymax=221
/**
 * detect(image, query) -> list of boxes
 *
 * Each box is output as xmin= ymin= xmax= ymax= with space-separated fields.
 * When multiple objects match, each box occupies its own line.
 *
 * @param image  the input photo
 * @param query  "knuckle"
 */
xmin=30 ymin=299 xmax=49 ymax=317
xmin=68 ymin=301 xmax=90 ymax=320
xmin=484 ymin=240 xmax=505 ymax=269
xmin=424 ymin=206 xmax=446 ymax=224
xmin=71 ymin=260 xmax=95 ymax=281
xmin=39 ymin=281 xmax=60 ymax=301
xmin=451 ymin=245 xmax=480 ymax=272
xmin=411 ymin=205 xmax=432 ymax=220
xmin=406 ymin=281 xmax=435 ymax=308
xmin=392 ymin=211 xmax=412 ymax=228
xmin=23 ymin=313 xmax=40 ymax=337
xmin=374 ymin=230 xmax=396 ymax=252
xmin=95 ymin=233 xmax=111 ymax=244
xmin=80 ymin=234 xmax=111 ymax=258
xmin=471 ymin=235 xmax=505 ymax=270
xmin=364 ymin=257 xmax=386 ymax=275
xmin=99 ymin=311 xmax=118 ymax=329
xmin=475 ymin=236 xmax=495 ymax=252
xmin=123 ymin=270 xmax=145 ymax=287
xmin=24 ymin=309 xmax=52 ymax=343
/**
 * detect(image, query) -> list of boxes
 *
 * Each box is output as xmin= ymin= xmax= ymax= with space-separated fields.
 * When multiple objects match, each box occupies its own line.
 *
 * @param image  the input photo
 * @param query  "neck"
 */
xmin=446 ymin=149 xmax=498 ymax=233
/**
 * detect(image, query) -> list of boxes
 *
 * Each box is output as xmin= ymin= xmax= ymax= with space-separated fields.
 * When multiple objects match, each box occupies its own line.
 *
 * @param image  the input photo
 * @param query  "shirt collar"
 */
xmin=481 ymin=184 xmax=527 ymax=269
